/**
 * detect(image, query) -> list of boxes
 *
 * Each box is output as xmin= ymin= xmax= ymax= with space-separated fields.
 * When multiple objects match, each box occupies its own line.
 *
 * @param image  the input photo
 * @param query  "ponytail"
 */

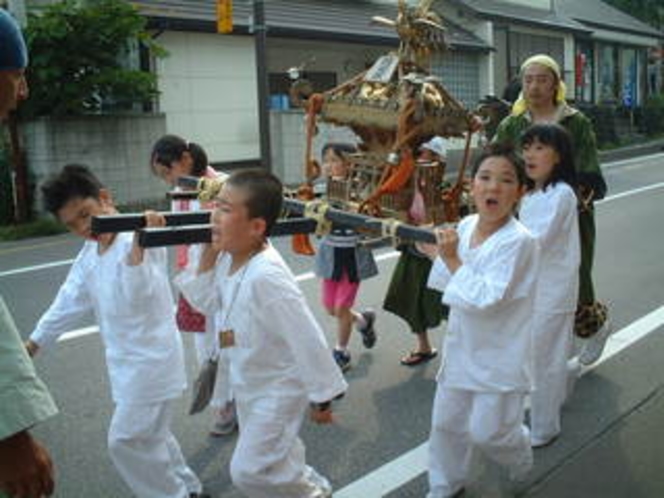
xmin=150 ymin=134 xmax=209 ymax=178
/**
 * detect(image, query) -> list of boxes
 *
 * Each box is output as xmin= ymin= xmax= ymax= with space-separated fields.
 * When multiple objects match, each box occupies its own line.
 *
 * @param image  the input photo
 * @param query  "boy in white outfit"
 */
xmin=424 ymin=144 xmax=539 ymax=497
xmin=177 ymin=168 xmax=347 ymax=498
xmin=26 ymin=165 xmax=206 ymax=498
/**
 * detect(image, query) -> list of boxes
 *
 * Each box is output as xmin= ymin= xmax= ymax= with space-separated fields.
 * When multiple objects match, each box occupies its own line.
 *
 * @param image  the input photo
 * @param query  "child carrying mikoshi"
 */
xmin=150 ymin=134 xmax=236 ymax=437
xmin=176 ymin=169 xmax=347 ymax=498
xmin=520 ymin=123 xmax=580 ymax=448
xmin=384 ymin=136 xmax=449 ymax=367
xmin=25 ymin=165 xmax=205 ymax=498
xmin=315 ymin=143 xmax=378 ymax=372
xmin=424 ymin=143 xmax=539 ymax=497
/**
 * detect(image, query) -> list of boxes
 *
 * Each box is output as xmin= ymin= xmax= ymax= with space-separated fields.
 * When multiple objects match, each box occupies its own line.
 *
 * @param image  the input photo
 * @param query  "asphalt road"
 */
xmin=0 ymin=152 xmax=662 ymax=498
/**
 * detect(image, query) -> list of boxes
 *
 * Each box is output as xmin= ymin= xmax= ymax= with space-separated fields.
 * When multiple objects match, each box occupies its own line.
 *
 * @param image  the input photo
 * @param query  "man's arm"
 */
xmin=0 ymin=296 xmax=57 ymax=497
xmin=0 ymin=431 xmax=54 ymax=498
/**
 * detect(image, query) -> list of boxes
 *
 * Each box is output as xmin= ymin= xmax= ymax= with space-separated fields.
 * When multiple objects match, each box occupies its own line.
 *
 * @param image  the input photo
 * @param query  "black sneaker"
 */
xmin=333 ymin=349 xmax=351 ymax=372
xmin=357 ymin=309 xmax=377 ymax=349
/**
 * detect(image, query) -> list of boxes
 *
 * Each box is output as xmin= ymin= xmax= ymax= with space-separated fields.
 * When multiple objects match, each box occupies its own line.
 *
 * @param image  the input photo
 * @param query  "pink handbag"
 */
xmin=176 ymin=294 xmax=206 ymax=333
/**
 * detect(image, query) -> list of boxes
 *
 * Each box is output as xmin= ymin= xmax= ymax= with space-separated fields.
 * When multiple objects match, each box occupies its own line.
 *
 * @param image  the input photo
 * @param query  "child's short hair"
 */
xmin=520 ymin=123 xmax=577 ymax=190
xmin=41 ymin=164 xmax=104 ymax=216
xmin=150 ymin=134 xmax=209 ymax=177
xmin=225 ymin=168 xmax=283 ymax=236
xmin=471 ymin=142 xmax=527 ymax=186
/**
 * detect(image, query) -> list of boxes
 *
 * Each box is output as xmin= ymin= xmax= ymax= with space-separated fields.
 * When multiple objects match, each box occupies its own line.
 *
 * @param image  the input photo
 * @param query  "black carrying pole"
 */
xmin=138 ymin=224 xmax=213 ymax=247
xmin=102 ymin=176 xmax=440 ymax=248
xmin=95 ymin=204 xmax=439 ymax=246
xmin=138 ymin=218 xmax=318 ymax=247
xmin=91 ymin=211 xmax=212 ymax=235
xmin=280 ymin=197 xmax=437 ymax=244
xmin=174 ymin=175 xmax=439 ymax=244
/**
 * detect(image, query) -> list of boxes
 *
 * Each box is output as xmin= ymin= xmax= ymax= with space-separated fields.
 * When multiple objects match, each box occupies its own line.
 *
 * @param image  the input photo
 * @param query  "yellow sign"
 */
xmin=217 ymin=0 xmax=233 ymax=34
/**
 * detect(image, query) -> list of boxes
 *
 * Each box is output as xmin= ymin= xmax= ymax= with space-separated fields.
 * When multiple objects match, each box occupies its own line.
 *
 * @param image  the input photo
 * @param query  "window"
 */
xmin=598 ymin=44 xmax=619 ymax=103
xmin=508 ymin=32 xmax=565 ymax=80
xmin=575 ymin=41 xmax=594 ymax=103
xmin=431 ymin=51 xmax=480 ymax=108
xmin=620 ymin=48 xmax=638 ymax=108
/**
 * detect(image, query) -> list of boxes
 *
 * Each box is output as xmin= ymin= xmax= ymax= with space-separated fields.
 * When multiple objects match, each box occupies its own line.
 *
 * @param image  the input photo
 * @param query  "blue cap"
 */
xmin=0 ymin=10 xmax=28 ymax=70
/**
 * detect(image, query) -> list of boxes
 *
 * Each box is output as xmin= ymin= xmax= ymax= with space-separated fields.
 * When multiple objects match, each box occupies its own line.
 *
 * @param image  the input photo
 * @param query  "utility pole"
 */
xmin=253 ymin=0 xmax=272 ymax=172
xmin=6 ymin=0 xmax=29 ymax=223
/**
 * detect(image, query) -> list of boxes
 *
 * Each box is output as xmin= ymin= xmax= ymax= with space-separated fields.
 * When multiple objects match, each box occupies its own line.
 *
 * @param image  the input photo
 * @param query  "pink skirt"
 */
xmin=322 ymin=272 xmax=360 ymax=309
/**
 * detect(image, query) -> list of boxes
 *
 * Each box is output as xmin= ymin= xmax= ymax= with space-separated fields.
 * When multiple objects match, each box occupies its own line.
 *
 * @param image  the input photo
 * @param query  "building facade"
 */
xmin=441 ymin=0 xmax=663 ymax=107
xmin=21 ymin=0 xmax=664 ymax=186
xmin=132 ymin=0 xmax=489 ymax=178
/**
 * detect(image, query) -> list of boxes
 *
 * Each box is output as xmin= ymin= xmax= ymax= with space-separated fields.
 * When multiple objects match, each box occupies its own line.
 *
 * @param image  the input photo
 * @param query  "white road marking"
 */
xmin=333 ymin=304 xmax=664 ymax=497
xmin=602 ymin=151 xmax=664 ymax=170
xmin=596 ymin=181 xmax=664 ymax=204
xmin=57 ymin=325 xmax=99 ymax=343
xmin=4 ymin=158 xmax=664 ymax=494
xmin=58 ymin=250 xmax=401 ymax=343
xmin=0 ymin=259 xmax=75 ymax=278
xmin=1 ymin=155 xmax=661 ymax=280
xmin=17 ymin=180 xmax=664 ymax=344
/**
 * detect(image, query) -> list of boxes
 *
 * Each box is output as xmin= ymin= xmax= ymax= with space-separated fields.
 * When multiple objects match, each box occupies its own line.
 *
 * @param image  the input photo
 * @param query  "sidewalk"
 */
xmin=522 ymin=324 xmax=664 ymax=498
xmin=598 ymin=137 xmax=664 ymax=163
xmin=442 ymin=137 xmax=664 ymax=177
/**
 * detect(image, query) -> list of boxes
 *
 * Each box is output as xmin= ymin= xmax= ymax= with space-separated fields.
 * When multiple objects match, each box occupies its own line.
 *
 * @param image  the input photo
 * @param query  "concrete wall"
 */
xmin=154 ymin=31 xmax=259 ymax=164
xmin=23 ymin=114 xmax=168 ymax=212
xmin=270 ymin=110 xmax=359 ymax=185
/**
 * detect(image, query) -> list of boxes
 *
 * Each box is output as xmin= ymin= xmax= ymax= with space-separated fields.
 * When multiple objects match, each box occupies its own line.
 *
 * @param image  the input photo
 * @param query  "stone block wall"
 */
xmin=269 ymin=109 xmax=359 ymax=185
xmin=22 ymin=114 xmax=168 ymax=212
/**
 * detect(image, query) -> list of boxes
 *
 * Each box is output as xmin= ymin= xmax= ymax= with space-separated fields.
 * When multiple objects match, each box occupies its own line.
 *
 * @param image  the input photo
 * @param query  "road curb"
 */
xmin=599 ymin=139 xmax=664 ymax=163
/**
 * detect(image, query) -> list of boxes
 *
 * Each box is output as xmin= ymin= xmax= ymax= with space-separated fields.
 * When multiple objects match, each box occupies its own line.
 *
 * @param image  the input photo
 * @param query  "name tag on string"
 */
xmin=219 ymin=329 xmax=235 ymax=348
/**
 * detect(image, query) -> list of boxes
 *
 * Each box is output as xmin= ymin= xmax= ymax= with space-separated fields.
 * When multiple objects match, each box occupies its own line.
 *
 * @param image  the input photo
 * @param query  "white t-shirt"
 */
xmin=31 ymin=233 xmax=186 ymax=404
xmin=519 ymin=182 xmax=580 ymax=313
xmin=177 ymin=245 xmax=347 ymax=409
xmin=428 ymin=215 xmax=539 ymax=393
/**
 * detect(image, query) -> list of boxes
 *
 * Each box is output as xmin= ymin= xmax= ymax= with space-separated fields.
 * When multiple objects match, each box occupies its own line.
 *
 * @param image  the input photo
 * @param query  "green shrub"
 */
xmin=0 ymin=218 xmax=67 ymax=241
xmin=642 ymin=94 xmax=664 ymax=136
xmin=21 ymin=0 xmax=166 ymax=118
xmin=578 ymin=103 xmax=619 ymax=148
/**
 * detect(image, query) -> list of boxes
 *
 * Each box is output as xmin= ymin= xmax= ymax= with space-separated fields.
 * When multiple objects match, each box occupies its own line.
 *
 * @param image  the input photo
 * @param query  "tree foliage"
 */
xmin=21 ymin=0 xmax=166 ymax=117
xmin=603 ymin=0 xmax=663 ymax=30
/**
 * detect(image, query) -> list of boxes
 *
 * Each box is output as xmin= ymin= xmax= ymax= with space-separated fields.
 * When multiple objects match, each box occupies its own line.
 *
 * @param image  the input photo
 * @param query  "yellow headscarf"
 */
xmin=511 ymin=54 xmax=568 ymax=116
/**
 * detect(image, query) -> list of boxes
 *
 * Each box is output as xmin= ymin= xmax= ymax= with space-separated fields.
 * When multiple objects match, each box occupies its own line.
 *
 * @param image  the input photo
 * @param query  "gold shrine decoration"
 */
xmin=216 ymin=0 xmax=233 ymax=34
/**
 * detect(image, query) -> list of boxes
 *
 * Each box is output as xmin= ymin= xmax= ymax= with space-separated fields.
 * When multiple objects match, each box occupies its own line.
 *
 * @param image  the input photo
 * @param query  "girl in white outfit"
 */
xmin=151 ymin=135 xmax=236 ymax=436
xmin=519 ymin=123 xmax=580 ymax=447
xmin=425 ymin=144 xmax=539 ymax=498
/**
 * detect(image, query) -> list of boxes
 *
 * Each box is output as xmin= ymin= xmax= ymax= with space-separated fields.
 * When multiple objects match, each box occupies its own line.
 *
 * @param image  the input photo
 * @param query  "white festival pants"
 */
xmin=530 ymin=311 xmax=575 ymax=445
xmin=108 ymin=399 xmax=201 ymax=498
xmin=427 ymin=386 xmax=532 ymax=498
xmin=230 ymin=396 xmax=331 ymax=498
